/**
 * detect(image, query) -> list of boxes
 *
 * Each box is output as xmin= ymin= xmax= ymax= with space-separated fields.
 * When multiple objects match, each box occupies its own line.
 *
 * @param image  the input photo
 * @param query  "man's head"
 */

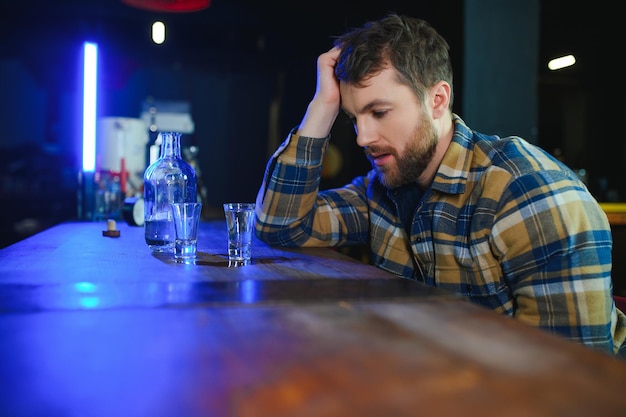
xmin=334 ymin=14 xmax=454 ymax=189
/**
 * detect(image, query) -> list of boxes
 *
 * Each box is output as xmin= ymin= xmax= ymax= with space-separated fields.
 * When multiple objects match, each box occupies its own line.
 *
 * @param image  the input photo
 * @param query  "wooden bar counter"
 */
xmin=1 ymin=220 xmax=625 ymax=416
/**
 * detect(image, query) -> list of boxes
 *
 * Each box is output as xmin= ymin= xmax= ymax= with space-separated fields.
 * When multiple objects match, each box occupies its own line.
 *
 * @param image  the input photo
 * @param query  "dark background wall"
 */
xmin=0 ymin=0 xmax=623 ymax=248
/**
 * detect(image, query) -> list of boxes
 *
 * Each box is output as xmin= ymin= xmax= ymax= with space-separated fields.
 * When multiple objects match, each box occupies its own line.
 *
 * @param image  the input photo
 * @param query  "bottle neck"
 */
xmin=159 ymin=132 xmax=182 ymax=159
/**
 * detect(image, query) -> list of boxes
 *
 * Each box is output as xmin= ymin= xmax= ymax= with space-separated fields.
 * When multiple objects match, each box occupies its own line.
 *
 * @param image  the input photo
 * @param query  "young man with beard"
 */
xmin=254 ymin=14 xmax=626 ymax=357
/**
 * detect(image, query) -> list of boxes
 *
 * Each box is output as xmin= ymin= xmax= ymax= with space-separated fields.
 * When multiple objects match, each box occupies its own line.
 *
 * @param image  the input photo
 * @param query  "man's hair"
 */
xmin=334 ymin=13 xmax=454 ymax=108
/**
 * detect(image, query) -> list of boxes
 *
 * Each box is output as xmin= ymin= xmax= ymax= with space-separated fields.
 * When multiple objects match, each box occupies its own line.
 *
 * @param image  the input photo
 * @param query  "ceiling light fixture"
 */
xmin=548 ymin=54 xmax=576 ymax=71
xmin=152 ymin=21 xmax=166 ymax=44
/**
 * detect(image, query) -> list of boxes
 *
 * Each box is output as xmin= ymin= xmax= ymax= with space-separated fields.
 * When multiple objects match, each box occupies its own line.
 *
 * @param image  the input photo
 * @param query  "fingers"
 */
xmin=314 ymin=47 xmax=341 ymax=102
xmin=298 ymin=47 xmax=342 ymax=137
xmin=327 ymin=46 xmax=341 ymax=58
xmin=318 ymin=46 xmax=341 ymax=69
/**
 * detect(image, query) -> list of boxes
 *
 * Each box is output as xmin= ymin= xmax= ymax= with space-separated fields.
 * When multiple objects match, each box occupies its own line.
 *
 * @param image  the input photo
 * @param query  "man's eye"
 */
xmin=373 ymin=110 xmax=387 ymax=119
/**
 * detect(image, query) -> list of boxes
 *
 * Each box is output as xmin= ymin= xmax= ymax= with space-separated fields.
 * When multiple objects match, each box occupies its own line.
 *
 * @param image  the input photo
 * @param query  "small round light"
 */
xmin=152 ymin=21 xmax=166 ymax=45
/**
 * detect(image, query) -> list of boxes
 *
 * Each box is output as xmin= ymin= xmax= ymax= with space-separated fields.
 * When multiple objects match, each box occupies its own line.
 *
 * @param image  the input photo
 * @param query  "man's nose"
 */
xmin=355 ymin=120 xmax=376 ymax=148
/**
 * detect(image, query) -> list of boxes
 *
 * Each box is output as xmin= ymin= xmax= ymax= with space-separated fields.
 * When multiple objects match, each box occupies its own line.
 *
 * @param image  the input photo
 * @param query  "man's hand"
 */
xmin=313 ymin=47 xmax=341 ymax=108
xmin=298 ymin=47 xmax=342 ymax=138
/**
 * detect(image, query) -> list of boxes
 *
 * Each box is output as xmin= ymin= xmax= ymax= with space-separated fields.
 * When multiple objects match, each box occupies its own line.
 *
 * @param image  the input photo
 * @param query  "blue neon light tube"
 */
xmin=82 ymin=42 xmax=98 ymax=172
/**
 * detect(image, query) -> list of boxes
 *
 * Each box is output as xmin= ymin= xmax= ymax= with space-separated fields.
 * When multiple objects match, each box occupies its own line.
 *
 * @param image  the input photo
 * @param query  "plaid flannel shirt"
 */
xmin=255 ymin=114 xmax=626 ymax=355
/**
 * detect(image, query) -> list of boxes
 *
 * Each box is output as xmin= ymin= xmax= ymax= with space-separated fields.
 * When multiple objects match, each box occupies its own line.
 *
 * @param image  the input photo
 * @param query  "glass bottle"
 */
xmin=143 ymin=132 xmax=197 ymax=252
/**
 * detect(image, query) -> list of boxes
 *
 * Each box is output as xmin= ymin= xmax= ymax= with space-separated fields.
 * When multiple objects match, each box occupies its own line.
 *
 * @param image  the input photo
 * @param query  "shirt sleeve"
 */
xmin=254 ymin=129 xmax=370 ymax=247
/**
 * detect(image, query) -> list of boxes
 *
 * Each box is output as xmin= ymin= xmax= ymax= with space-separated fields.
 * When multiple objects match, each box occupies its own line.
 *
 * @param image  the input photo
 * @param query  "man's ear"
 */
xmin=430 ymin=81 xmax=451 ymax=119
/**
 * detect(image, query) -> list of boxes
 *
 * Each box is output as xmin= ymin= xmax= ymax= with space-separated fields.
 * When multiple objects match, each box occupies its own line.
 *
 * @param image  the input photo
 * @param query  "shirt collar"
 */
xmin=431 ymin=114 xmax=474 ymax=195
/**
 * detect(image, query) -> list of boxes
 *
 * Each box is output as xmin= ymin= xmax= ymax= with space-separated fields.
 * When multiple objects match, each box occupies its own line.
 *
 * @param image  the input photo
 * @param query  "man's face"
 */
xmin=339 ymin=67 xmax=438 ymax=189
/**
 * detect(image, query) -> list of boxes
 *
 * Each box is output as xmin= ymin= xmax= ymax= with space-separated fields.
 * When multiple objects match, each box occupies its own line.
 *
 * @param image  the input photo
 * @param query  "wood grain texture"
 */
xmin=1 ymin=221 xmax=626 ymax=417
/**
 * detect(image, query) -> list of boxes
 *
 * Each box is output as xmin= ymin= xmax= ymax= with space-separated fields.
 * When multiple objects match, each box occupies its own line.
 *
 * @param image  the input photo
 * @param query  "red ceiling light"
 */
xmin=121 ymin=0 xmax=211 ymax=13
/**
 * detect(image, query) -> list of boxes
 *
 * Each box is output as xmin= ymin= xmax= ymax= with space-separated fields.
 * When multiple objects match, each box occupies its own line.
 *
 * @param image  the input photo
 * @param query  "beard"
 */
xmin=366 ymin=115 xmax=439 ymax=189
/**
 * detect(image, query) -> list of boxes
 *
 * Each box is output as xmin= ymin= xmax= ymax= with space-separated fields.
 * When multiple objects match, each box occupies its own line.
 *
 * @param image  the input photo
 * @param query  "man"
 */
xmin=254 ymin=14 xmax=626 ymax=356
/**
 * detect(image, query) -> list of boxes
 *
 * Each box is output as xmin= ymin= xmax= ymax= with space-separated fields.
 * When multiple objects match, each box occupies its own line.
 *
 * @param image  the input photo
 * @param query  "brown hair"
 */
xmin=334 ymin=13 xmax=454 ymax=108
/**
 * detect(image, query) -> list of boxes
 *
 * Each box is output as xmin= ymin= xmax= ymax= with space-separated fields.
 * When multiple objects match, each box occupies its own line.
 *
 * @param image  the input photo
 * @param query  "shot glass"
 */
xmin=170 ymin=202 xmax=202 ymax=261
xmin=223 ymin=203 xmax=255 ymax=266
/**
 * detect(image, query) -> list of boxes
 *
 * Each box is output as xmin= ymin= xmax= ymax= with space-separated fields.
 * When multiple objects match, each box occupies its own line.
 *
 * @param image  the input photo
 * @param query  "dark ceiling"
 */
xmin=0 ymin=0 xmax=454 ymax=66
xmin=0 ymin=0 xmax=619 ymax=81
xmin=0 ymin=0 xmax=466 ymax=104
